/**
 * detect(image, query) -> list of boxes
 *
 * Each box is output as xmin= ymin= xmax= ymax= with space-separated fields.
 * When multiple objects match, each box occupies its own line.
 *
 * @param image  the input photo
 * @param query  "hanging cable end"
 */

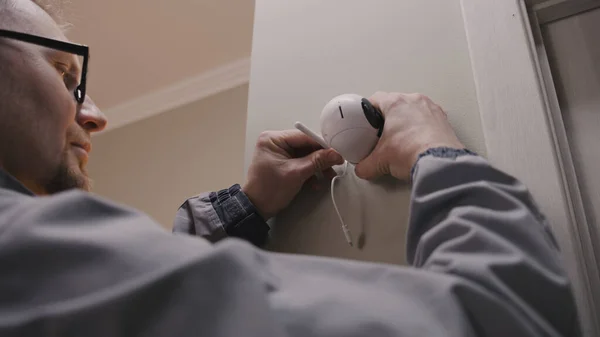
xmin=343 ymin=226 xmax=353 ymax=247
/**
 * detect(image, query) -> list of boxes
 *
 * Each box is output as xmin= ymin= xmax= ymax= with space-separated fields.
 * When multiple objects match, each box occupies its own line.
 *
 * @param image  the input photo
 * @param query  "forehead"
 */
xmin=0 ymin=0 xmax=66 ymax=41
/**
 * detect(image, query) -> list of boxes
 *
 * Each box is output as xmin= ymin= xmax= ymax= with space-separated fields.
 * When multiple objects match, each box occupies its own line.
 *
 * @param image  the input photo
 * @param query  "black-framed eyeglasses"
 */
xmin=0 ymin=29 xmax=89 ymax=104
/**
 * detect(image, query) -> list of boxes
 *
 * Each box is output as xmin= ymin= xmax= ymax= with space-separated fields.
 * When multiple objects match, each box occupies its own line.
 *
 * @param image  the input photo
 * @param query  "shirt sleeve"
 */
xmin=172 ymin=184 xmax=270 ymax=246
xmin=407 ymin=148 xmax=580 ymax=337
xmin=0 ymin=150 xmax=579 ymax=337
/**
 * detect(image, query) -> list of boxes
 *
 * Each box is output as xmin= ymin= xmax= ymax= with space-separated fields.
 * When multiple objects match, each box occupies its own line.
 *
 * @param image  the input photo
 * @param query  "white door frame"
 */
xmin=460 ymin=0 xmax=600 ymax=335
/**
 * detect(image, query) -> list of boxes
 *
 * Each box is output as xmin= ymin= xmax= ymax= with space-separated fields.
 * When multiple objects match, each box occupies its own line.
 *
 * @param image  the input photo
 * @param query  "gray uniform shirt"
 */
xmin=0 ymin=152 xmax=579 ymax=336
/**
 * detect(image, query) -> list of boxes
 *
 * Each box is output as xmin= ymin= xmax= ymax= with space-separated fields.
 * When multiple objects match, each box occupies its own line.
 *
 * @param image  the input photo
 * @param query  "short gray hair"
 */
xmin=31 ymin=0 xmax=70 ymax=29
xmin=0 ymin=0 xmax=71 ymax=32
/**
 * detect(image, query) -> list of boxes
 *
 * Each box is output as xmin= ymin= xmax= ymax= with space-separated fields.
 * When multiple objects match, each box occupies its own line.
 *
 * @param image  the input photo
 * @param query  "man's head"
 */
xmin=0 ymin=0 xmax=107 ymax=194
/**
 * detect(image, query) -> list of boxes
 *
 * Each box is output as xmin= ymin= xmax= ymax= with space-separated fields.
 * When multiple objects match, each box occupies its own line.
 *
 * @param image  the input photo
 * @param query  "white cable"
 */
xmin=294 ymin=121 xmax=329 ymax=149
xmin=331 ymin=161 xmax=353 ymax=246
xmin=292 ymin=122 xmax=353 ymax=246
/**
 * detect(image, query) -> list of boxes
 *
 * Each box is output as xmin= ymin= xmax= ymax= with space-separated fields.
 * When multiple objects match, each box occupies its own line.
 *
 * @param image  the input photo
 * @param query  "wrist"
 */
xmin=410 ymin=146 xmax=477 ymax=180
xmin=241 ymin=183 xmax=272 ymax=220
xmin=413 ymin=139 xmax=463 ymax=164
xmin=210 ymin=184 xmax=270 ymax=247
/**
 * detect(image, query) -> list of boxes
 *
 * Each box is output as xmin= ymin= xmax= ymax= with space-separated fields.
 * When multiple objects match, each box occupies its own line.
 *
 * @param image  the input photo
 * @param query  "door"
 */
xmin=541 ymin=4 xmax=600 ymax=269
xmin=461 ymin=0 xmax=600 ymax=335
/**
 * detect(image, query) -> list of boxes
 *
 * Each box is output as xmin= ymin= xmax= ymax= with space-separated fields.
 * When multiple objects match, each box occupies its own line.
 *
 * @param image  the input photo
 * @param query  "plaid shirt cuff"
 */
xmin=411 ymin=147 xmax=478 ymax=181
xmin=209 ymin=184 xmax=270 ymax=247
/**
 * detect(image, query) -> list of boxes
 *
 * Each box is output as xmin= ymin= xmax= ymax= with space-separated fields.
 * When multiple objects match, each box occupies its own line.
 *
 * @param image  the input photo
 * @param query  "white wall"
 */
xmin=245 ymin=1 xmax=485 ymax=264
xmin=88 ymin=85 xmax=249 ymax=228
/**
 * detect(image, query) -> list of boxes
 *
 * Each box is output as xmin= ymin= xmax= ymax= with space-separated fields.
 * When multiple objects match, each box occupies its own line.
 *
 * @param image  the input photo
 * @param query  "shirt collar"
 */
xmin=0 ymin=169 xmax=35 ymax=196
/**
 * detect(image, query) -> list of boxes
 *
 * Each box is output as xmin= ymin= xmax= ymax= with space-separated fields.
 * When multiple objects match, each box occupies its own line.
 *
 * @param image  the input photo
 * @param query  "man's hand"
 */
xmin=243 ymin=130 xmax=344 ymax=220
xmin=355 ymin=92 xmax=464 ymax=181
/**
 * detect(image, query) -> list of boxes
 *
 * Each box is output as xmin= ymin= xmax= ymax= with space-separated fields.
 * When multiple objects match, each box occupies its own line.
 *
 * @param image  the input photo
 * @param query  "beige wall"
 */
xmin=88 ymin=84 xmax=249 ymax=229
xmin=66 ymin=0 xmax=255 ymax=109
xmin=246 ymin=0 xmax=485 ymax=264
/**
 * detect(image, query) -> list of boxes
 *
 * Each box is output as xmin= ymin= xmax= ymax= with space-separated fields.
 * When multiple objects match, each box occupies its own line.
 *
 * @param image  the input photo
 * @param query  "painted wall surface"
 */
xmin=65 ymin=0 xmax=255 ymax=110
xmin=88 ymin=85 xmax=249 ymax=228
xmin=245 ymin=0 xmax=486 ymax=265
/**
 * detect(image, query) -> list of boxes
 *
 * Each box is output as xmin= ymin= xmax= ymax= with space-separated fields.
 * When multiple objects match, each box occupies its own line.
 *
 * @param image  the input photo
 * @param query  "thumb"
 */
xmin=354 ymin=151 xmax=383 ymax=180
xmin=293 ymin=149 xmax=344 ymax=181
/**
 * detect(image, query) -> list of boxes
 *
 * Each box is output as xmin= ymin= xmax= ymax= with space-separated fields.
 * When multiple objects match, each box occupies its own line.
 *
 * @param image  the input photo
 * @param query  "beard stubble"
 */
xmin=43 ymin=147 xmax=92 ymax=194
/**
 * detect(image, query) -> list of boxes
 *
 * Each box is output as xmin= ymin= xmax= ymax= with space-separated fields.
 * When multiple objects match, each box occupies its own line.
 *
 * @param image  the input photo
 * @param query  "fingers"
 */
xmin=367 ymin=91 xmax=388 ymax=115
xmin=355 ymin=146 xmax=388 ymax=180
xmin=354 ymin=153 xmax=378 ymax=180
xmin=258 ymin=129 xmax=326 ymax=159
xmin=292 ymin=148 xmax=344 ymax=181
xmin=278 ymin=129 xmax=324 ymax=152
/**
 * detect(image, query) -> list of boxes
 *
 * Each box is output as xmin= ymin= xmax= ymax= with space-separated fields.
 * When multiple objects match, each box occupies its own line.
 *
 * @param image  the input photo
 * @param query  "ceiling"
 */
xmin=64 ymin=0 xmax=255 ymax=111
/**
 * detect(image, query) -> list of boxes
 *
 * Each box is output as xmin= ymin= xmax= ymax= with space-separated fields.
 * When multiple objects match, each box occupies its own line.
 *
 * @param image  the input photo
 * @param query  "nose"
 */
xmin=76 ymin=95 xmax=108 ymax=132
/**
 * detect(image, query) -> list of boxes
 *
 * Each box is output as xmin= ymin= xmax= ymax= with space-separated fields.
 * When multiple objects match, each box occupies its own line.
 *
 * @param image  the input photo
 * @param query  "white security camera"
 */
xmin=320 ymin=94 xmax=384 ymax=164
xmin=294 ymin=93 xmax=384 ymax=246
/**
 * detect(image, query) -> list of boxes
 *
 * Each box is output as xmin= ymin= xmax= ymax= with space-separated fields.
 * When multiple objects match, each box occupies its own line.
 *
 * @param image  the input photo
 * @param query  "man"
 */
xmin=0 ymin=1 xmax=580 ymax=336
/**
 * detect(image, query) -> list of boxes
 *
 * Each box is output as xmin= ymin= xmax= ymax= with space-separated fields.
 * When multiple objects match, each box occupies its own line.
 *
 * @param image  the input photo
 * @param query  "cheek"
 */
xmin=0 ymin=50 xmax=79 ymax=183
xmin=40 ymin=65 xmax=78 ymax=123
xmin=24 ymin=60 xmax=78 ymax=165
xmin=33 ymin=100 xmax=76 ymax=157
xmin=36 ymin=65 xmax=77 ymax=136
